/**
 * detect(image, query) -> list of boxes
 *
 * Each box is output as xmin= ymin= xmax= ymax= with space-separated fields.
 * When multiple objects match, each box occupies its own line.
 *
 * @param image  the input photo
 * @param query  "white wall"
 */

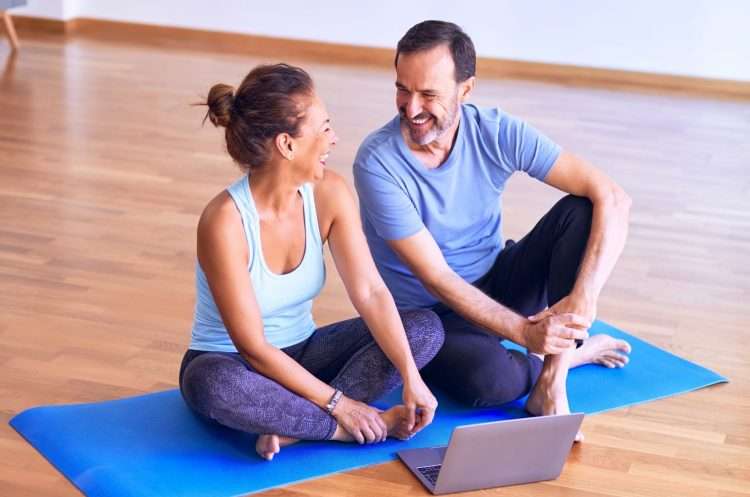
xmin=14 ymin=0 xmax=750 ymax=81
xmin=13 ymin=0 xmax=68 ymax=19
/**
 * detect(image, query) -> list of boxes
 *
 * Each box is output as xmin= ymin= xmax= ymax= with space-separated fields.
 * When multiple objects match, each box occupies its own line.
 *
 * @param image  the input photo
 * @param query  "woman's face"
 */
xmin=292 ymin=93 xmax=337 ymax=182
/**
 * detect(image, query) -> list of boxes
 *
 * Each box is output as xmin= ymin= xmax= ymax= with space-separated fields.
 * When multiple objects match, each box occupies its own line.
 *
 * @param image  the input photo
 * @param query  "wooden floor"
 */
xmin=1 ymin=32 xmax=749 ymax=497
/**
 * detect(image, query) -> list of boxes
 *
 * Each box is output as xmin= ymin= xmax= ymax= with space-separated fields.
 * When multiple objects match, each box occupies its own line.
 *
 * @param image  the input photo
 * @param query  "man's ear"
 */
xmin=459 ymin=76 xmax=476 ymax=102
xmin=275 ymin=133 xmax=295 ymax=161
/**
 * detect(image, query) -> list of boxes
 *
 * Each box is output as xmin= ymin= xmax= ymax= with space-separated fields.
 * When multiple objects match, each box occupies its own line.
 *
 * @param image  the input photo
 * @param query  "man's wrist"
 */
xmin=502 ymin=312 xmax=529 ymax=348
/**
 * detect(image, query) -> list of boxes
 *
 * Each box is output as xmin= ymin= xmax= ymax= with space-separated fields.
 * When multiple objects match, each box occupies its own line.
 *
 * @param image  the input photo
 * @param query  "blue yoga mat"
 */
xmin=10 ymin=321 xmax=727 ymax=497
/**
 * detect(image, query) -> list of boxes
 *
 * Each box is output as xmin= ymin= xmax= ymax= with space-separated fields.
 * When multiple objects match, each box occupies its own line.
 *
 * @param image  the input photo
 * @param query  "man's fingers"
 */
xmin=528 ymin=309 xmax=552 ymax=322
xmin=555 ymin=312 xmax=592 ymax=330
xmin=557 ymin=326 xmax=589 ymax=341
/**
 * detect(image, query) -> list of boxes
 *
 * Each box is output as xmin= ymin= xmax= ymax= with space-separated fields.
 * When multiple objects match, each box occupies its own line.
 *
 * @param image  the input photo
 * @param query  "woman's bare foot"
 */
xmin=380 ymin=405 xmax=414 ymax=440
xmin=330 ymin=404 xmax=414 ymax=442
xmin=255 ymin=434 xmax=299 ymax=461
xmin=571 ymin=334 xmax=631 ymax=369
xmin=526 ymin=373 xmax=584 ymax=442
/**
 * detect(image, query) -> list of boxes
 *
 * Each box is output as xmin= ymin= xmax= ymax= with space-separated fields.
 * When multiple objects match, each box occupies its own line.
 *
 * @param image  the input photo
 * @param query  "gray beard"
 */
xmin=402 ymin=101 xmax=460 ymax=146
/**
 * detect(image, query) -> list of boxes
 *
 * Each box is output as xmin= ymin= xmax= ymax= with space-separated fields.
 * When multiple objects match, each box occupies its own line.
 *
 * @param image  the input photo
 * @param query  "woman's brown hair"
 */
xmin=203 ymin=63 xmax=314 ymax=172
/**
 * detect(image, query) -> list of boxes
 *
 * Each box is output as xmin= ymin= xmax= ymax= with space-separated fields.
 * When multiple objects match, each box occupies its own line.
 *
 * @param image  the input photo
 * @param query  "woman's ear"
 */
xmin=275 ymin=133 xmax=296 ymax=161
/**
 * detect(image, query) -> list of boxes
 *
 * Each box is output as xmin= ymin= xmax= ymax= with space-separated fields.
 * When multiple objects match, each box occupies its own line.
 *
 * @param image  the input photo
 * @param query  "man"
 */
xmin=353 ymin=20 xmax=632 ymax=437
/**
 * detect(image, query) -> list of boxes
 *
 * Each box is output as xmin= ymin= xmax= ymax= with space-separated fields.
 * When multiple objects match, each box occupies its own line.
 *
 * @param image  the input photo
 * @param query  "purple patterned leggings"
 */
xmin=179 ymin=309 xmax=444 ymax=440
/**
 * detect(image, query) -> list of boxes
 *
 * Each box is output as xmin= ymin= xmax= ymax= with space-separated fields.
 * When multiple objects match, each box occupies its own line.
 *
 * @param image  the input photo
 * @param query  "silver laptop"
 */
xmin=397 ymin=413 xmax=583 ymax=494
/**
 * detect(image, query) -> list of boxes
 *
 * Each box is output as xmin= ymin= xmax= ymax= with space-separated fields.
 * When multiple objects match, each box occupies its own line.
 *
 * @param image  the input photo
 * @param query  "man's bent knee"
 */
xmin=558 ymin=195 xmax=593 ymax=225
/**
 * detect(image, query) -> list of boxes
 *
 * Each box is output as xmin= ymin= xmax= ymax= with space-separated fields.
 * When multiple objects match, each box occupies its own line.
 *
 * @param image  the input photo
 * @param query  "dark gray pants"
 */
xmin=422 ymin=195 xmax=593 ymax=407
xmin=180 ymin=309 xmax=444 ymax=440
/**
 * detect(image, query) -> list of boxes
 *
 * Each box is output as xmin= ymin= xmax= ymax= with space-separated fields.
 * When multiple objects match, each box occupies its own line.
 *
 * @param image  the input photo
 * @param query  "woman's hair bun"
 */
xmin=205 ymin=83 xmax=235 ymax=128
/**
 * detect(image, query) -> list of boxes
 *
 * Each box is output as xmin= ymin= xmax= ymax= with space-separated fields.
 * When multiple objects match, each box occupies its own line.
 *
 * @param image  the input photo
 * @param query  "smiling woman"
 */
xmin=180 ymin=63 xmax=445 ymax=460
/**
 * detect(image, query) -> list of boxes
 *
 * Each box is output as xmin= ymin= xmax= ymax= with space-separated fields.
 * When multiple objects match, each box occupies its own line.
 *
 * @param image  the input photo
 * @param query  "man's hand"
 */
xmin=402 ymin=375 xmax=438 ymax=436
xmin=331 ymin=395 xmax=387 ymax=444
xmin=522 ymin=312 xmax=590 ymax=354
xmin=549 ymin=293 xmax=597 ymax=325
xmin=529 ymin=293 xmax=597 ymax=330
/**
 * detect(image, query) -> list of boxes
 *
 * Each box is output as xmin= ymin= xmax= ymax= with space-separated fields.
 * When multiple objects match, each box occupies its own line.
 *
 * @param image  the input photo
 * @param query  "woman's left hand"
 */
xmin=402 ymin=375 xmax=438 ymax=435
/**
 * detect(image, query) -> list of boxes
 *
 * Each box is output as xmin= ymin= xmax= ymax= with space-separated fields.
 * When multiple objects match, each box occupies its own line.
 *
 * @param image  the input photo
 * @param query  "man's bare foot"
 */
xmin=525 ymin=377 xmax=584 ymax=442
xmin=255 ymin=434 xmax=298 ymax=461
xmin=571 ymin=334 xmax=631 ymax=369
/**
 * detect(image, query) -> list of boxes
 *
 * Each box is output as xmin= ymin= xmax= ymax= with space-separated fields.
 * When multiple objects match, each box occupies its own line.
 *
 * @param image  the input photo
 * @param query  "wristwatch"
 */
xmin=325 ymin=389 xmax=343 ymax=415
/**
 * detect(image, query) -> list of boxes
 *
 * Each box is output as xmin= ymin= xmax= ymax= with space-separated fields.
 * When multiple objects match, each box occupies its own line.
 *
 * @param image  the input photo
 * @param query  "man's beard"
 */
xmin=399 ymin=97 xmax=459 ymax=146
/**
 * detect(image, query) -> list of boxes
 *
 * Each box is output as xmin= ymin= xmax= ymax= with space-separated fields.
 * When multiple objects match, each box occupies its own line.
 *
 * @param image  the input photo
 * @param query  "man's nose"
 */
xmin=405 ymin=95 xmax=423 ymax=118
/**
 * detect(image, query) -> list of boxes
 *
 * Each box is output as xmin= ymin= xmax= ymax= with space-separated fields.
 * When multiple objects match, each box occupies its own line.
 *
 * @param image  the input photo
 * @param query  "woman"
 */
xmin=180 ymin=63 xmax=445 ymax=461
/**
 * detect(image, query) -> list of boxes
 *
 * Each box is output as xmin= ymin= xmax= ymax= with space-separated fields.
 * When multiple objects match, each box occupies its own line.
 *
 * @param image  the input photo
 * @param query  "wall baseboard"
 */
xmin=11 ymin=15 xmax=750 ymax=99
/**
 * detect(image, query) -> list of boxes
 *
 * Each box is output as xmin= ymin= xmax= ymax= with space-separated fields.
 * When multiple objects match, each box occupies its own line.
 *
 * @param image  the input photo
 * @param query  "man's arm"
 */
xmin=387 ymin=229 xmax=589 ymax=354
xmin=538 ymin=151 xmax=632 ymax=321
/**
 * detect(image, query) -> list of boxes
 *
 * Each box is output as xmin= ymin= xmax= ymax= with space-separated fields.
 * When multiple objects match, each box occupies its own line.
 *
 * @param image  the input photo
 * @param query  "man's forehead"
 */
xmin=396 ymin=45 xmax=456 ymax=88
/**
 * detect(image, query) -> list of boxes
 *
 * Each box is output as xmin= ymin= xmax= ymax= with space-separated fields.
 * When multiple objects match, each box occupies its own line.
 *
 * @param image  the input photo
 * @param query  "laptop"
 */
xmin=397 ymin=413 xmax=583 ymax=494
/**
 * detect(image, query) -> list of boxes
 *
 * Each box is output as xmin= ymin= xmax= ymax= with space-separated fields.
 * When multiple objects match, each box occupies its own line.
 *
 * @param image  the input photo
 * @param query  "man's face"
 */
xmin=395 ymin=44 xmax=462 ymax=146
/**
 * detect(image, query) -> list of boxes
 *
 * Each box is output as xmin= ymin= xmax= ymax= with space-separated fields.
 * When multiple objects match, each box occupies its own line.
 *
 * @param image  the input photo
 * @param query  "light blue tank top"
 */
xmin=189 ymin=175 xmax=326 ymax=351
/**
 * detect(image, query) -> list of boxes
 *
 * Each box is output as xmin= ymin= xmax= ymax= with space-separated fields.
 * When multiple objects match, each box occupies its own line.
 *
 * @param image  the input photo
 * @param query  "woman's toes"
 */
xmin=256 ymin=434 xmax=281 ymax=461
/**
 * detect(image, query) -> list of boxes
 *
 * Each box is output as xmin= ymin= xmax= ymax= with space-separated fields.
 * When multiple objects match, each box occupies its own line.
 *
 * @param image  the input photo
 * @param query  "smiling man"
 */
xmin=353 ymin=20 xmax=633 ymax=435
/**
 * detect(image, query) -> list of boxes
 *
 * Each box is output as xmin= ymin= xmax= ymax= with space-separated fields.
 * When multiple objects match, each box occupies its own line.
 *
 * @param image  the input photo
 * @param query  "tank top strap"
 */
xmin=300 ymin=182 xmax=323 ymax=250
xmin=226 ymin=175 xmax=255 ymax=220
xmin=225 ymin=175 xmax=258 ymax=270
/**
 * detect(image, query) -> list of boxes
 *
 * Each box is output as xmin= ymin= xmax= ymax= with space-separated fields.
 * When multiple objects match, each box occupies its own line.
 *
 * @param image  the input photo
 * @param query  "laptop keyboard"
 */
xmin=417 ymin=464 xmax=442 ymax=485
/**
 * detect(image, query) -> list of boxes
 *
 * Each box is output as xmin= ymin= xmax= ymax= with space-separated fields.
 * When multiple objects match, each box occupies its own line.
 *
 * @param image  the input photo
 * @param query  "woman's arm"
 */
xmin=197 ymin=192 xmax=386 ymax=443
xmin=317 ymin=172 xmax=438 ymax=432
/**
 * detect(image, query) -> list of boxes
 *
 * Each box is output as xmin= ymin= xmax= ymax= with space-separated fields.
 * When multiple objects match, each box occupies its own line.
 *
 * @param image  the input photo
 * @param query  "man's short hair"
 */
xmin=395 ymin=20 xmax=476 ymax=82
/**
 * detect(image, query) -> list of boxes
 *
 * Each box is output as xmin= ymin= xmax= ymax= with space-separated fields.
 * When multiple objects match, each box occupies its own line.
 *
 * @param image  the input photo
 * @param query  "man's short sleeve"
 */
xmin=496 ymin=110 xmax=561 ymax=180
xmin=353 ymin=157 xmax=424 ymax=241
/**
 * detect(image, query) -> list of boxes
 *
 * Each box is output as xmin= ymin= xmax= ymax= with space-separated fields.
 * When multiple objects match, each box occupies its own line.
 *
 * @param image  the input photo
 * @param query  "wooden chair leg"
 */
xmin=2 ymin=11 xmax=20 ymax=51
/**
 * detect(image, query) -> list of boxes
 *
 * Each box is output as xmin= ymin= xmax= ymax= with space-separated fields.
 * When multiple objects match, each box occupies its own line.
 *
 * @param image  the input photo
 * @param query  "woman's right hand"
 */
xmin=331 ymin=395 xmax=387 ymax=444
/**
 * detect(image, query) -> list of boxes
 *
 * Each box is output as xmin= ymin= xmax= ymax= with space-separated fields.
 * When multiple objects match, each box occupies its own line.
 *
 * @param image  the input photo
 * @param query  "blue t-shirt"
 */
xmin=353 ymin=104 xmax=560 ymax=308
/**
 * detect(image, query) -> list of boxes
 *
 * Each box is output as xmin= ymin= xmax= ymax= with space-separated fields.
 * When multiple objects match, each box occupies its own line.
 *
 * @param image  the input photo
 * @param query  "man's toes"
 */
xmin=616 ymin=339 xmax=632 ymax=353
xmin=606 ymin=351 xmax=629 ymax=366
